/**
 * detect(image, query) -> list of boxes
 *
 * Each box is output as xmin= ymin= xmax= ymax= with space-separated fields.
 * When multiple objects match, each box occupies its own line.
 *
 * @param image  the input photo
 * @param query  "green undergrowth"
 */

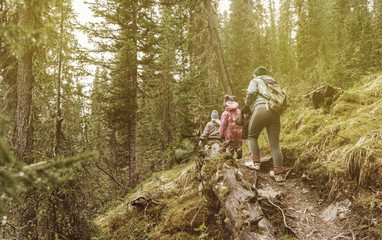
xmin=94 ymin=154 xmax=233 ymax=240
xmin=276 ymin=74 xmax=382 ymax=238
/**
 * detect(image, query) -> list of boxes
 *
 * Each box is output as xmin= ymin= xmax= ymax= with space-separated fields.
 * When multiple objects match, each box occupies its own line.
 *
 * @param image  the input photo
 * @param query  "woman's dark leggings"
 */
xmin=248 ymin=104 xmax=283 ymax=168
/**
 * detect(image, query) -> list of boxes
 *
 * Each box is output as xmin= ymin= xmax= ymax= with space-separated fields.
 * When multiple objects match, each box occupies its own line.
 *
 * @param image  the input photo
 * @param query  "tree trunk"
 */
xmin=128 ymin=2 xmax=138 ymax=188
xmin=203 ymin=0 xmax=234 ymax=95
xmin=0 ymin=0 xmax=18 ymax=121
xmin=54 ymin=5 xmax=64 ymax=157
xmin=128 ymin=105 xmax=138 ymax=188
xmin=15 ymin=3 xmax=34 ymax=163
xmin=15 ymin=3 xmax=38 ymax=239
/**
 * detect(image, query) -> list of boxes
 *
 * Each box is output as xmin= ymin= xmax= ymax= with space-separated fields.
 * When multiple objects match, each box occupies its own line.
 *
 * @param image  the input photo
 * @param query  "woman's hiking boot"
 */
xmin=270 ymin=168 xmax=284 ymax=182
xmin=245 ymin=156 xmax=261 ymax=170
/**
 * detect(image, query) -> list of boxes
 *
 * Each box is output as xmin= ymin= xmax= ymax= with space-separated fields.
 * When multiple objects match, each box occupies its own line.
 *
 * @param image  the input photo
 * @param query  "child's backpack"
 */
xmin=259 ymin=79 xmax=287 ymax=114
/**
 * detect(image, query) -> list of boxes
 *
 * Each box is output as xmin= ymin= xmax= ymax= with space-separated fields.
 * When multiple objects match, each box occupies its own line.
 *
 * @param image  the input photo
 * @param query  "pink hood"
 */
xmin=219 ymin=100 xmax=244 ymax=146
xmin=225 ymin=101 xmax=238 ymax=111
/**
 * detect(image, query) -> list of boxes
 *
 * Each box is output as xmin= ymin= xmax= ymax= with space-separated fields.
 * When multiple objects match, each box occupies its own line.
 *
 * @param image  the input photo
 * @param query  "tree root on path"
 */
xmin=263 ymin=197 xmax=299 ymax=238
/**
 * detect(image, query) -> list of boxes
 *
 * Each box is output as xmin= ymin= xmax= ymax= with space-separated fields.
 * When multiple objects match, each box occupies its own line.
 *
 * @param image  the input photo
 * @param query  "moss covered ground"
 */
xmin=94 ymin=154 xmax=234 ymax=240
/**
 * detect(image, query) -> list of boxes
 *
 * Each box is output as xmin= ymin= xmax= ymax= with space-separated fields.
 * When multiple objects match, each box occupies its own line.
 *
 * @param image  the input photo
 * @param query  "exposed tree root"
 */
xmin=265 ymin=197 xmax=297 ymax=236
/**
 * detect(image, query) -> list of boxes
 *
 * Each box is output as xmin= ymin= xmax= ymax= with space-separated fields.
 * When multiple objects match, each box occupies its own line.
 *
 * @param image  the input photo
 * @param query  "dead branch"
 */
xmin=95 ymin=161 xmax=125 ymax=191
xmin=177 ymin=175 xmax=189 ymax=196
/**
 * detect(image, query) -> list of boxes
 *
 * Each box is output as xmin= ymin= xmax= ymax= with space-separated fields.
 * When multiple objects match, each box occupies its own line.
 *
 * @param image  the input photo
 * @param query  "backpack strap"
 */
xmin=256 ymin=78 xmax=270 ymax=100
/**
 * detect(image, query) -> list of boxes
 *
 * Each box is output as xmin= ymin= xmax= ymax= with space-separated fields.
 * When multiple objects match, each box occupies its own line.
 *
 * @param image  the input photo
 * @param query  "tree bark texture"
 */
xmin=128 ymin=105 xmax=138 ymax=188
xmin=203 ymin=0 xmax=234 ymax=96
xmin=128 ymin=2 xmax=138 ymax=188
xmin=0 ymin=0 xmax=18 ymax=120
xmin=54 ymin=5 xmax=64 ymax=157
xmin=15 ymin=3 xmax=34 ymax=162
xmin=15 ymin=3 xmax=38 ymax=239
xmin=208 ymin=156 xmax=276 ymax=239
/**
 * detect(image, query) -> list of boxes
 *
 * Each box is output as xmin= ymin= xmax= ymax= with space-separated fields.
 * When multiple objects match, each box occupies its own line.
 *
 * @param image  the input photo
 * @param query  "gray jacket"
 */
xmin=245 ymin=75 xmax=277 ymax=111
xmin=200 ymin=119 xmax=221 ymax=140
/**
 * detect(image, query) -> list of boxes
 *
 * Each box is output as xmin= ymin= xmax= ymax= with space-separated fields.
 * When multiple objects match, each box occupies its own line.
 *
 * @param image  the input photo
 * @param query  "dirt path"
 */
xmin=236 ymin=157 xmax=356 ymax=240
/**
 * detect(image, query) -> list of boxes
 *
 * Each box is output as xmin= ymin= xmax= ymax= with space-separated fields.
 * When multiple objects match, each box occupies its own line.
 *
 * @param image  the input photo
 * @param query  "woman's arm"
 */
xmin=244 ymin=79 xmax=258 ymax=108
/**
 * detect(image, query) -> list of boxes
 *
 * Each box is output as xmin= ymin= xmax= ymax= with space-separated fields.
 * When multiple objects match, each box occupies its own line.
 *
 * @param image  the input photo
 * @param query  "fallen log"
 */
xmin=203 ymin=154 xmax=276 ymax=239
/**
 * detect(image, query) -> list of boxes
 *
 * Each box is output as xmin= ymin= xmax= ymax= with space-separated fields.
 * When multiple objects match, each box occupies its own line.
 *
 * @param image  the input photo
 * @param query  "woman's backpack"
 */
xmin=259 ymin=80 xmax=287 ymax=114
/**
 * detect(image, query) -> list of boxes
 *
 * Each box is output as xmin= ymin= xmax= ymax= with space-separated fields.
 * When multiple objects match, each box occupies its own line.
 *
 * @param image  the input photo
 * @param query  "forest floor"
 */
xmin=237 ymin=156 xmax=356 ymax=240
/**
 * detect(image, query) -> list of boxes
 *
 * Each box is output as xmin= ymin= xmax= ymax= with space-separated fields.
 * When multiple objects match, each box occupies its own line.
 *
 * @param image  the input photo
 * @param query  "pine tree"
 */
xmin=0 ymin=0 xmax=18 ymax=124
xmin=225 ymin=0 xmax=257 ymax=101
xmin=203 ymin=0 xmax=234 ymax=95
xmin=277 ymin=0 xmax=297 ymax=83
xmin=372 ymin=0 xmax=382 ymax=70
xmin=295 ymin=0 xmax=337 ymax=84
xmin=265 ymin=0 xmax=278 ymax=74
xmin=14 ymin=0 xmax=41 ymax=162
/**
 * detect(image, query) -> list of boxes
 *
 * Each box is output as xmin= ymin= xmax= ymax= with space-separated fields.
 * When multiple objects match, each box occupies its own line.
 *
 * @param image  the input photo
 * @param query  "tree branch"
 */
xmin=95 ymin=161 xmax=125 ymax=190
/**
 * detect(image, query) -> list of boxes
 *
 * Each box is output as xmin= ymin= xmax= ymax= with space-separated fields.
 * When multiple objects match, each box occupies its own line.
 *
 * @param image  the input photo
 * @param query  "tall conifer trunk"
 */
xmin=15 ymin=3 xmax=37 ymax=239
xmin=203 ymin=0 xmax=234 ymax=95
xmin=15 ymin=2 xmax=34 ymax=163
xmin=54 ymin=5 xmax=64 ymax=157
xmin=128 ymin=2 xmax=138 ymax=188
xmin=0 ymin=0 xmax=18 ymax=121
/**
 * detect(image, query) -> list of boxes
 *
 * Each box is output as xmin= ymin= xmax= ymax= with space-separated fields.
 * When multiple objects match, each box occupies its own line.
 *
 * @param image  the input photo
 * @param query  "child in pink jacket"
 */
xmin=219 ymin=96 xmax=244 ymax=159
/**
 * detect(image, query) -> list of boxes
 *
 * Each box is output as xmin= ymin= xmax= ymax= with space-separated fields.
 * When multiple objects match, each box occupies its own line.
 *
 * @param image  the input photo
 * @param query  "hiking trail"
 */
xmin=235 ymin=156 xmax=356 ymax=240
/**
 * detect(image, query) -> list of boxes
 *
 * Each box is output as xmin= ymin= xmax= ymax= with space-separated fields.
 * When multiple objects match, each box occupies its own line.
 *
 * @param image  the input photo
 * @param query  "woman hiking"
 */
xmin=244 ymin=66 xmax=284 ymax=182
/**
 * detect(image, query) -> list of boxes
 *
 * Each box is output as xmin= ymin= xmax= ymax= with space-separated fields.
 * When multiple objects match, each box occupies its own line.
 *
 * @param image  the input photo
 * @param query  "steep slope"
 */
xmin=278 ymin=73 xmax=382 ymax=238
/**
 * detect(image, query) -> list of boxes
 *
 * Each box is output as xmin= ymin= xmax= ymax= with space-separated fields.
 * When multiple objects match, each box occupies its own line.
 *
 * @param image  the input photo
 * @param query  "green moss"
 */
xmin=281 ymin=74 xmax=382 ymax=198
xmin=95 ymin=153 xmax=229 ymax=239
xmin=163 ymin=196 xmax=207 ymax=233
xmin=202 ymin=153 xmax=235 ymax=177
xmin=331 ymin=102 xmax=359 ymax=116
